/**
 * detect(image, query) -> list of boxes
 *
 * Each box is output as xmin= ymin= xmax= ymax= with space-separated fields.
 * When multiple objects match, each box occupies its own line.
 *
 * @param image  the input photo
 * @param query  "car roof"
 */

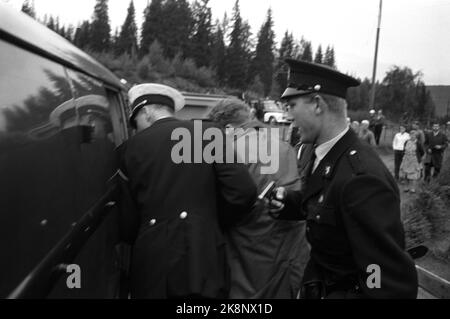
xmin=0 ymin=4 xmax=124 ymax=89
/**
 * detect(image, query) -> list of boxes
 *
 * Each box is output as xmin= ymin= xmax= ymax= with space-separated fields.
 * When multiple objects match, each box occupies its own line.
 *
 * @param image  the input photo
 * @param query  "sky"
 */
xmin=3 ymin=0 xmax=450 ymax=85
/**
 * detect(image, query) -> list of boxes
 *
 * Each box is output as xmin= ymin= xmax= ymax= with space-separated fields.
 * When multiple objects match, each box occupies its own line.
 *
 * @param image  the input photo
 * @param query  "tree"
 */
xmin=190 ymin=0 xmax=213 ymax=67
xmin=220 ymin=12 xmax=231 ymax=44
xmin=65 ymin=25 xmax=75 ymax=42
xmin=300 ymin=41 xmax=313 ymax=62
xmin=347 ymin=78 xmax=371 ymax=111
xmin=159 ymin=0 xmax=194 ymax=58
xmin=324 ymin=46 xmax=336 ymax=68
xmin=211 ymin=20 xmax=226 ymax=83
xmin=376 ymin=66 xmax=434 ymax=121
xmin=73 ymin=21 xmax=91 ymax=49
xmin=274 ymin=31 xmax=295 ymax=94
xmin=116 ymin=0 xmax=138 ymax=56
xmin=46 ymin=16 xmax=56 ymax=32
xmin=248 ymin=8 xmax=275 ymax=96
xmin=314 ymin=45 xmax=323 ymax=64
xmin=140 ymin=0 xmax=164 ymax=56
xmin=89 ymin=0 xmax=111 ymax=52
xmin=225 ymin=0 xmax=251 ymax=90
xmin=21 ymin=0 xmax=36 ymax=19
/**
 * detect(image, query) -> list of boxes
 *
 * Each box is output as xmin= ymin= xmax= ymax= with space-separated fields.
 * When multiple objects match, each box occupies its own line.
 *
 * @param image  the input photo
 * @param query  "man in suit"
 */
xmin=268 ymin=60 xmax=418 ymax=299
xmin=424 ymin=123 xmax=448 ymax=182
xmin=118 ymin=83 xmax=257 ymax=299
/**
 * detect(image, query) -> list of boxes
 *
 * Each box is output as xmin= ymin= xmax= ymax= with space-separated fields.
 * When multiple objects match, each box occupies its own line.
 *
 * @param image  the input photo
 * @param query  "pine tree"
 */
xmin=46 ymin=16 xmax=56 ymax=32
xmin=314 ymin=45 xmax=323 ymax=64
xmin=225 ymin=0 xmax=250 ymax=90
xmin=221 ymin=12 xmax=231 ymax=43
xmin=190 ymin=0 xmax=213 ymax=67
xmin=211 ymin=20 xmax=226 ymax=83
xmin=160 ymin=0 xmax=194 ymax=58
xmin=275 ymin=31 xmax=295 ymax=93
xmin=140 ymin=0 xmax=164 ymax=56
xmin=65 ymin=25 xmax=75 ymax=42
xmin=73 ymin=21 xmax=91 ymax=49
xmin=324 ymin=45 xmax=336 ymax=68
xmin=116 ymin=0 xmax=138 ymax=56
xmin=301 ymin=41 xmax=313 ymax=62
xmin=21 ymin=0 xmax=36 ymax=19
xmin=90 ymin=0 xmax=111 ymax=52
xmin=248 ymin=8 xmax=275 ymax=96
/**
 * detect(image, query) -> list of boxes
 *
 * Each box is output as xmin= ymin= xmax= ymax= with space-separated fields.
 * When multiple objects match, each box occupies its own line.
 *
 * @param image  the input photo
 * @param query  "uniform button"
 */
xmin=180 ymin=211 xmax=188 ymax=219
xmin=318 ymin=195 xmax=324 ymax=203
xmin=316 ymin=215 xmax=321 ymax=220
xmin=149 ymin=219 xmax=156 ymax=226
xmin=350 ymin=150 xmax=357 ymax=155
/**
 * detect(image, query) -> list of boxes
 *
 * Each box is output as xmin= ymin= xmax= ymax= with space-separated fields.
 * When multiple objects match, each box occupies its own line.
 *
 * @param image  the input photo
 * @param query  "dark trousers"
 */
xmin=374 ymin=125 xmax=383 ymax=145
xmin=424 ymin=152 xmax=444 ymax=182
xmin=394 ymin=150 xmax=405 ymax=180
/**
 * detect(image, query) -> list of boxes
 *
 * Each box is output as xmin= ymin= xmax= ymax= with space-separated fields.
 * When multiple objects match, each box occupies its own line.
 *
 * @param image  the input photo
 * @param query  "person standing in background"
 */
xmin=412 ymin=121 xmax=425 ymax=149
xmin=369 ymin=109 xmax=376 ymax=133
xmin=374 ymin=110 xmax=385 ymax=145
xmin=350 ymin=120 xmax=360 ymax=135
xmin=358 ymin=120 xmax=376 ymax=146
xmin=424 ymin=123 xmax=448 ymax=182
xmin=400 ymin=131 xmax=424 ymax=193
xmin=392 ymin=125 xmax=410 ymax=181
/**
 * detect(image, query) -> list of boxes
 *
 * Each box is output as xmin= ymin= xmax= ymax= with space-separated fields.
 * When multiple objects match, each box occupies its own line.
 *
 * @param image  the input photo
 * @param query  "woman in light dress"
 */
xmin=400 ymin=130 xmax=424 ymax=193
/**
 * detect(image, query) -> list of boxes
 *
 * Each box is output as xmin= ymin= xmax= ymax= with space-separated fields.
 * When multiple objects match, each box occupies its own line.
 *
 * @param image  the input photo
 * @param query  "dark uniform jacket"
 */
xmin=280 ymin=129 xmax=418 ymax=299
xmin=424 ymin=131 xmax=448 ymax=169
xmin=118 ymin=117 xmax=257 ymax=299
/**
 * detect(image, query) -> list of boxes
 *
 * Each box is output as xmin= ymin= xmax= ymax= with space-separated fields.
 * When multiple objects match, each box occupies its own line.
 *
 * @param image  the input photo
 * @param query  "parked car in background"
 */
xmin=261 ymin=100 xmax=292 ymax=125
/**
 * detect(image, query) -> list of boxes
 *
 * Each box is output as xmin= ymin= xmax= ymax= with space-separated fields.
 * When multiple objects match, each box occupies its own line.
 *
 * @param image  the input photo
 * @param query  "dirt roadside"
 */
xmin=376 ymin=147 xmax=450 ymax=282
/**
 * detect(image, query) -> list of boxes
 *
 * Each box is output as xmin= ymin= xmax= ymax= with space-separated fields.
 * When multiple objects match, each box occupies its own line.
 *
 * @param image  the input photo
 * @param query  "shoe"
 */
xmin=404 ymin=188 xmax=409 ymax=193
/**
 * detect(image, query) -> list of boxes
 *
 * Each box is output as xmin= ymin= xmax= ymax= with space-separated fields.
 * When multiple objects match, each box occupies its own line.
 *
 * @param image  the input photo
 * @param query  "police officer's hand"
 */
xmin=267 ymin=187 xmax=287 ymax=216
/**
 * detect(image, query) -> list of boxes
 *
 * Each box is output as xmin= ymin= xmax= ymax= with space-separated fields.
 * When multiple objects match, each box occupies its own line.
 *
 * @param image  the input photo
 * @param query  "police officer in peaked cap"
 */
xmin=269 ymin=60 xmax=418 ymax=299
xmin=117 ymin=83 xmax=257 ymax=299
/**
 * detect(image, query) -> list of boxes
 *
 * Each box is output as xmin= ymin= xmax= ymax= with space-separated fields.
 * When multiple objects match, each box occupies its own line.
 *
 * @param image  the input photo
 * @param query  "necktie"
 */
xmin=306 ymin=148 xmax=317 ymax=178
xmin=300 ymin=147 xmax=316 ymax=192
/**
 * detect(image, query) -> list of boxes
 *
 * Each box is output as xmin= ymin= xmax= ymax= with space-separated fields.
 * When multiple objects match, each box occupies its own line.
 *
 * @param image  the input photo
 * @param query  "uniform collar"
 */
xmin=303 ymin=128 xmax=359 ymax=201
xmin=315 ymin=126 xmax=349 ymax=167
xmin=135 ymin=117 xmax=178 ymax=135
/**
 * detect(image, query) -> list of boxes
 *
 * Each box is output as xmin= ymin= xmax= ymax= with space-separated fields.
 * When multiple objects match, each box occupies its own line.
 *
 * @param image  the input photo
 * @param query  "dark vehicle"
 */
xmin=0 ymin=5 xmax=130 ymax=298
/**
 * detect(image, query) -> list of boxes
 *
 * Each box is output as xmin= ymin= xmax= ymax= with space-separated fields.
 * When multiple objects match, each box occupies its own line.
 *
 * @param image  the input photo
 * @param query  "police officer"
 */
xmin=118 ymin=83 xmax=257 ymax=299
xmin=269 ymin=60 xmax=418 ymax=299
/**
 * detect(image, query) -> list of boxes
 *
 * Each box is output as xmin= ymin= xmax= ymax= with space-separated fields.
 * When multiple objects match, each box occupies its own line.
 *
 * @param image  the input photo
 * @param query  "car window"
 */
xmin=0 ymin=39 xmax=78 ymax=297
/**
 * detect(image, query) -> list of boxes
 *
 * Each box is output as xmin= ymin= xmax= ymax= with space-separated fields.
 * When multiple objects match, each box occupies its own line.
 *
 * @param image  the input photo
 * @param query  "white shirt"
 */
xmin=392 ymin=132 xmax=410 ymax=151
xmin=313 ymin=126 xmax=349 ymax=172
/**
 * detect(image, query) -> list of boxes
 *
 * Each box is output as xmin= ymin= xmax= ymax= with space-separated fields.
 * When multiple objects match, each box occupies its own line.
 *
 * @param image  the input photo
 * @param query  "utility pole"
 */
xmin=370 ymin=0 xmax=383 ymax=110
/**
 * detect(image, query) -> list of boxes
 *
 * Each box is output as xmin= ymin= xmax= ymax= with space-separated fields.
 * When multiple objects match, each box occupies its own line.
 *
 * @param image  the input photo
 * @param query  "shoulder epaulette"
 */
xmin=347 ymin=149 xmax=365 ymax=175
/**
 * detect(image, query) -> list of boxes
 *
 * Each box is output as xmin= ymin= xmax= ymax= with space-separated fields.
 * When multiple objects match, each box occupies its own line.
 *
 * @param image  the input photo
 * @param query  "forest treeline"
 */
xmin=21 ymin=0 xmax=436 ymax=121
